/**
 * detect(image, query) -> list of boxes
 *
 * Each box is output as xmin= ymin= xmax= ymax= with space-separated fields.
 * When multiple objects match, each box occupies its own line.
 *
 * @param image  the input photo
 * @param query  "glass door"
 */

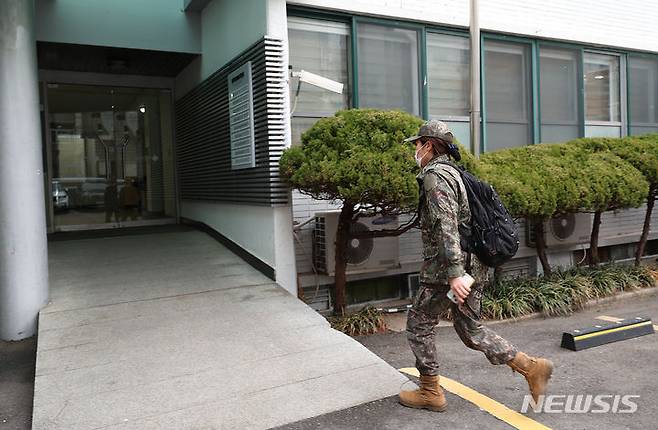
xmin=46 ymin=84 xmax=177 ymax=231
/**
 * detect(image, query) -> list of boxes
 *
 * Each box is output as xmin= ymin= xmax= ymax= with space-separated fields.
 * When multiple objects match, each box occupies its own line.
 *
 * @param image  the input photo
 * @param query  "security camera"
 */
xmin=291 ymin=70 xmax=343 ymax=94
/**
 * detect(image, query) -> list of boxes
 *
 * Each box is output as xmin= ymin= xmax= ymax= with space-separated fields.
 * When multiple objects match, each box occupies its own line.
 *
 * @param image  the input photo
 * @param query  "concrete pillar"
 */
xmin=0 ymin=0 xmax=49 ymax=340
xmin=267 ymin=0 xmax=298 ymax=295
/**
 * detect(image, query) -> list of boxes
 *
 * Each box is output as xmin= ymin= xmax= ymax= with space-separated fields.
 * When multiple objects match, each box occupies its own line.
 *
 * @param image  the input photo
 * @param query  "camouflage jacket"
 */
xmin=417 ymin=155 xmax=471 ymax=285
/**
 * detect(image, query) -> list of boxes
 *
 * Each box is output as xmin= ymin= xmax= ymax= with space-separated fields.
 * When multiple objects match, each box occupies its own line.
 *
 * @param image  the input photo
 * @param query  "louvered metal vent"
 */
xmin=175 ymin=37 xmax=288 ymax=205
xmin=228 ymin=62 xmax=255 ymax=170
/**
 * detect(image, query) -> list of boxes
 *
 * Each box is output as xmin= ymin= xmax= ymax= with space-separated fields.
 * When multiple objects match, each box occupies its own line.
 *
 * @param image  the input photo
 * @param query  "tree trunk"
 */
xmin=589 ymin=211 xmax=602 ymax=267
xmin=333 ymin=203 xmax=355 ymax=316
xmin=635 ymin=188 xmax=656 ymax=267
xmin=493 ymin=265 xmax=504 ymax=286
xmin=534 ymin=218 xmax=552 ymax=277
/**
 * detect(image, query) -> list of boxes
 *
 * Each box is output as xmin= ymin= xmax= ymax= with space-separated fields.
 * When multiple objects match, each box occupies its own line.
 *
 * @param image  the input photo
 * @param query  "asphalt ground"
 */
xmin=0 ymin=337 xmax=36 ymax=430
xmin=275 ymin=290 xmax=658 ymax=430
xmin=3 ymin=291 xmax=657 ymax=430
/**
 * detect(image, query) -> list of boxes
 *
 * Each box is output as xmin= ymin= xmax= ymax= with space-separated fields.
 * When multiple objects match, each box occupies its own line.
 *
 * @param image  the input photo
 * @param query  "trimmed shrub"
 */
xmin=280 ymin=109 xmax=475 ymax=315
xmin=481 ymin=264 xmax=656 ymax=320
xmin=328 ymin=305 xmax=387 ymax=336
xmin=479 ymin=141 xmax=649 ymax=273
xmin=569 ymin=135 xmax=658 ymax=265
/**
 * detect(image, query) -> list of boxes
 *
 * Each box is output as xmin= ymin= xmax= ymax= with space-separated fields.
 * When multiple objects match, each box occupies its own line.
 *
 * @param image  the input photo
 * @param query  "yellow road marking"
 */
xmin=596 ymin=315 xmax=658 ymax=331
xmin=399 ymin=367 xmax=551 ymax=430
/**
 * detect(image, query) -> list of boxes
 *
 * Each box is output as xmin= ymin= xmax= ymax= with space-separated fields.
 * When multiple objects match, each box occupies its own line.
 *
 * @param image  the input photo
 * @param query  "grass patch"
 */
xmin=482 ymin=264 xmax=657 ymax=320
xmin=328 ymin=305 xmax=387 ymax=336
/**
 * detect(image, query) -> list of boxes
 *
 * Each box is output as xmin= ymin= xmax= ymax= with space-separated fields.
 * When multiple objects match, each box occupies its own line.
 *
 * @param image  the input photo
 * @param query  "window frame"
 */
xmin=287 ymin=15 xmax=353 ymax=117
xmin=425 ymin=30 xmax=472 ymax=122
xmin=481 ymin=34 xmax=538 ymax=152
xmin=627 ymin=52 xmax=658 ymax=135
xmin=352 ymin=16 xmax=425 ymax=117
xmin=582 ymin=50 xmax=626 ymax=136
xmin=537 ymin=42 xmax=584 ymax=142
xmin=287 ymin=5 xmax=658 ymax=151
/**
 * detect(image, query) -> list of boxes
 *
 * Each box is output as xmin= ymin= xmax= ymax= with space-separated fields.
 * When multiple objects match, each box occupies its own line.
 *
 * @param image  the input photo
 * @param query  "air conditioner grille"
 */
xmin=550 ymin=214 xmax=577 ymax=241
xmin=313 ymin=211 xmax=400 ymax=275
xmin=346 ymin=222 xmax=374 ymax=265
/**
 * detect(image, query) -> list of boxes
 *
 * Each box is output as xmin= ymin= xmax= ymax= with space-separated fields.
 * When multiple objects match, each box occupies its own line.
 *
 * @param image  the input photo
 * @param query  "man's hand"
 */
xmin=449 ymin=276 xmax=471 ymax=304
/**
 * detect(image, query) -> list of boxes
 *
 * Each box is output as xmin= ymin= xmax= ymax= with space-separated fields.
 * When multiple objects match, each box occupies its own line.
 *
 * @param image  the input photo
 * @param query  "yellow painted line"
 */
xmin=399 ymin=367 xmax=551 ymax=430
xmin=573 ymin=320 xmax=653 ymax=340
xmin=597 ymin=315 xmax=658 ymax=332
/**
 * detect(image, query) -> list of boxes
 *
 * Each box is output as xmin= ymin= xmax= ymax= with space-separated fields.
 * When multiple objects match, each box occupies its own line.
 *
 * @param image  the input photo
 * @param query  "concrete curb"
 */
xmin=483 ymin=285 xmax=658 ymax=327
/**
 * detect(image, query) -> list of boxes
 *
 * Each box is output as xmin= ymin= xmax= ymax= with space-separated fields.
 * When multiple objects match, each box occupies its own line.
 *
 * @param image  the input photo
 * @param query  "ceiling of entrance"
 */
xmin=37 ymin=42 xmax=198 ymax=77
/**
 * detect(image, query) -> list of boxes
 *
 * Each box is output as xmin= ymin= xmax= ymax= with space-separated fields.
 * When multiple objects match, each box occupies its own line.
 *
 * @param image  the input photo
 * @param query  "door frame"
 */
xmin=39 ymin=70 xmax=180 ymax=233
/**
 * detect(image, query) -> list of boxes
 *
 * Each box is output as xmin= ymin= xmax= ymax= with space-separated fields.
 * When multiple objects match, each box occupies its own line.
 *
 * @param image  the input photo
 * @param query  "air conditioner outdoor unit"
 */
xmin=313 ymin=211 xmax=400 ymax=276
xmin=526 ymin=213 xmax=593 ymax=248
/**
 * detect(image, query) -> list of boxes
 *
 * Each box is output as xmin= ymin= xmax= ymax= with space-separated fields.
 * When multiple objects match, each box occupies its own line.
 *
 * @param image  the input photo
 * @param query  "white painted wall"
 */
xmin=181 ymin=201 xmax=277 ymax=266
xmin=289 ymin=0 xmax=658 ymax=53
xmin=175 ymin=0 xmax=298 ymax=295
xmin=35 ymin=0 xmax=201 ymax=53
xmin=175 ymin=0 xmax=268 ymax=99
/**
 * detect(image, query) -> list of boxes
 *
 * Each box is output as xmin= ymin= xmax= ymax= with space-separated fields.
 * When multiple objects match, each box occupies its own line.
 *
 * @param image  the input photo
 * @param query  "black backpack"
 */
xmin=431 ymin=162 xmax=520 ymax=268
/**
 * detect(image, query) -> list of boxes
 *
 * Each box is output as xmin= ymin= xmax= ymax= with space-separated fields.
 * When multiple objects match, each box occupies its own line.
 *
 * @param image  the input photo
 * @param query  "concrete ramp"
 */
xmin=33 ymin=228 xmax=407 ymax=429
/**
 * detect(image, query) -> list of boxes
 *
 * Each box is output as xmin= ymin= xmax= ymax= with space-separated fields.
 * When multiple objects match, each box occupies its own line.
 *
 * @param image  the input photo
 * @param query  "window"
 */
xmin=629 ymin=56 xmax=658 ymax=135
xmin=584 ymin=52 xmax=621 ymax=137
xmin=357 ymin=23 xmax=420 ymax=115
xmin=484 ymin=40 xmax=532 ymax=151
xmin=288 ymin=17 xmax=351 ymax=146
xmin=427 ymin=33 xmax=470 ymax=117
xmin=539 ymin=46 xmax=580 ymax=143
xmin=427 ymin=33 xmax=470 ymax=144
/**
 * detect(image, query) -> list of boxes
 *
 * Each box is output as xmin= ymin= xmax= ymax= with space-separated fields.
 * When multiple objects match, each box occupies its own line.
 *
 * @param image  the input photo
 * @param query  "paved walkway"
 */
xmin=33 ymin=227 xmax=407 ymax=429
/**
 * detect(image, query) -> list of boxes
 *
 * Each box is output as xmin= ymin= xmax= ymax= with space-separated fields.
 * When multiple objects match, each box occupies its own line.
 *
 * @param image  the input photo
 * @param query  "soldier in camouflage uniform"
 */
xmin=398 ymin=120 xmax=553 ymax=413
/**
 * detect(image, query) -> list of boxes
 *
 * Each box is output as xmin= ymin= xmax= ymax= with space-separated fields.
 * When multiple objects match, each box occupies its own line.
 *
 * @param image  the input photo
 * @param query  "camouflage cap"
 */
xmin=404 ymin=119 xmax=454 ymax=144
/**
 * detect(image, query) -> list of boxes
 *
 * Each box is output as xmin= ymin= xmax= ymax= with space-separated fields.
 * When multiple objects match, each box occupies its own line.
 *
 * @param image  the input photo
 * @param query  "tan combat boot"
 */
xmin=399 ymin=374 xmax=447 ymax=412
xmin=507 ymin=351 xmax=554 ymax=403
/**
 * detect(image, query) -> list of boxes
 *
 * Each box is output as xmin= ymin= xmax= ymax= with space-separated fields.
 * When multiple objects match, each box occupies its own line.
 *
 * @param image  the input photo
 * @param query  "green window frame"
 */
xmin=627 ymin=52 xmax=658 ymax=136
xmin=287 ymin=5 xmax=658 ymax=152
xmin=352 ymin=16 xmax=424 ymax=116
xmin=481 ymin=34 xmax=538 ymax=152
xmin=537 ymin=42 xmax=583 ymax=143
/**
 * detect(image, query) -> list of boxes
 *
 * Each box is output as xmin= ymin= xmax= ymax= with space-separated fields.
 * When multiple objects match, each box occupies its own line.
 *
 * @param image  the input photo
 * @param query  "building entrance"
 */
xmin=44 ymin=84 xmax=177 ymax=231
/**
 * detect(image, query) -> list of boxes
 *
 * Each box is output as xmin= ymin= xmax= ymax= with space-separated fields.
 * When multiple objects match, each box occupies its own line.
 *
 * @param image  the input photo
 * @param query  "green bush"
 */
xmin=280 ymin=109 xmax=476 ymax=315
xmin=479 ymin=142 xmax=648 ymax=218
xmin=328 ymin=305 xmax=387 ymax=336
xmin=479 ymin=141 xmax=649 ymax=272
xmin=570 ymin=135 xmax=658 ymax=187
xmin=280 ymin=109 xmax=423 ymax=211
xmin=280 ymin=109 xmax=477 ymax=211
xmin=481 ymin=265 xmax=657 ymax=320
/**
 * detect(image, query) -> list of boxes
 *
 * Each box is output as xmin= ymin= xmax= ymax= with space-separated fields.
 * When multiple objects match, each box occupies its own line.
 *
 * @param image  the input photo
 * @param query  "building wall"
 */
xmin=286 ymin=1 xmax=658 ymax=294
xmin=181 ymin=201 xmax=277 ymax=266
xmin=288 ymin=0 xmax=658 ymax=53
xmin=175 ymin=0 xmax=269 ymax=98
xmin=174 ymin=0 xmax=297 ymax=294
xmin=34 ymin=0 xmax=201 ymax=53
xmin=599 ymin=206 xmax=658 ymax=248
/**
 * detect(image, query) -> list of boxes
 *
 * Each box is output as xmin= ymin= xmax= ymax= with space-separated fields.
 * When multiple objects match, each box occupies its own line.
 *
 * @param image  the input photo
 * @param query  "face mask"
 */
xmin=415 ymin=144 xmax=430 ymax=168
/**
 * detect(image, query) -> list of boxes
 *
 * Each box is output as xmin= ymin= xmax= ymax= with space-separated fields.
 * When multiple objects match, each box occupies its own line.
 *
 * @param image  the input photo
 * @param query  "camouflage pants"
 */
xmin=406 ymin=281 xmax=518 ymax=376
